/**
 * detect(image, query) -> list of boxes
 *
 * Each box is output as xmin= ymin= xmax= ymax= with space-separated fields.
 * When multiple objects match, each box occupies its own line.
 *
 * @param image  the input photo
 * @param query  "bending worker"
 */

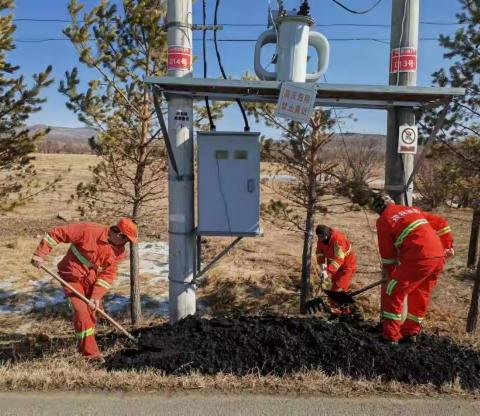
xmin=315 ymin=224 xmax=358 ymax=318
xmin=31 ymin=218 xmax=137 ymax=361
xmin=371 ymin=193 xmax=452 ymax=344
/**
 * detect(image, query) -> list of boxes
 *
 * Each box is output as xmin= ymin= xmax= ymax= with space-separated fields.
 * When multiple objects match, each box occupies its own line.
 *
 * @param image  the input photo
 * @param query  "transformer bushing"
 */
xmin=254 ymin=13 xmax=329 ymax=83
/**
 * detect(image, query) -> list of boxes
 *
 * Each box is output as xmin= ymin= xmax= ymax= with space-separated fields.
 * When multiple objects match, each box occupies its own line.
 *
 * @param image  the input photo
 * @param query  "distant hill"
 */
xmin=28 ymin=125 xmax=97 ymax=144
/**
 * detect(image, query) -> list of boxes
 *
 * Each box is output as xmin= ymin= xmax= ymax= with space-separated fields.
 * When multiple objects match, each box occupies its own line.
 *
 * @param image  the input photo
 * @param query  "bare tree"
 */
xmin=255 ymin=109 xmax=338 ymax=313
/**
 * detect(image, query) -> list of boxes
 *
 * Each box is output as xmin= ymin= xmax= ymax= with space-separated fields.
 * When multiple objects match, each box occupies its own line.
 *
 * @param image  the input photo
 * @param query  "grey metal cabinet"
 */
xmin=197 ymin=131 xmax=260 ymax=236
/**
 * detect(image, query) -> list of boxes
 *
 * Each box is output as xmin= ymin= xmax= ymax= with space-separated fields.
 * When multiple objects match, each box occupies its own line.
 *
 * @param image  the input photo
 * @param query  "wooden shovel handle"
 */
xmin=40 ymin=265 xmax=137 ymax=343
xmin=349 ymin=278 xmax=386 ymax=297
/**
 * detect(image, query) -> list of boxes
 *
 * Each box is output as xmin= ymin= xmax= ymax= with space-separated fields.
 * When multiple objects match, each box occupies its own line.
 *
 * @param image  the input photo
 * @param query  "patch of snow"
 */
xmin=1 ymin=240 xmax=170 ymax=316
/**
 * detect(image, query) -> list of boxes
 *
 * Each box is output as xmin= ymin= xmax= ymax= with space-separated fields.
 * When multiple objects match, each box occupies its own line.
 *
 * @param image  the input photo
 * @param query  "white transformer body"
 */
xmin=197 ymin=131 xmax=260 ymax=236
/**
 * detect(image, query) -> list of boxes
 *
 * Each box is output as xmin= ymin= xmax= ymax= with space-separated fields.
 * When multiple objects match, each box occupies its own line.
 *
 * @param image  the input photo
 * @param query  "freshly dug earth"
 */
xmin=108 ymin=315 xmax=480 ymax=389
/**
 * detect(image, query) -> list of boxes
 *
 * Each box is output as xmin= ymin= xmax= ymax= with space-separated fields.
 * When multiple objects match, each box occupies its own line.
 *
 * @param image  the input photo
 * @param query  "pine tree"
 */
xmin=424 ymin=0 xmax=479 ymax=140
xmin=0 ymin=0 xmax=53 ymax=211
xmin=424 ymin=0 xmax=480 ymax=332
xmin=60 ymin=0 xmax=226 ymax=323
xmin=252 ymin=106 xmax=338 ymax=313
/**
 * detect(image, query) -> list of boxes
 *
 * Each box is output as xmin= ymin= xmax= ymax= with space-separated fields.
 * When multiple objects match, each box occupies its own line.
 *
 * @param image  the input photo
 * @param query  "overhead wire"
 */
xmin=14 ymin=37 xmax=439 ymax=44
xmin=12 ymin=18 xmax=460 ymax=27
xmin=331 ymin=0 xmax=384 ymax=15
xmin=213 ymin=0 xmax=250 ymax=132
xmin=202 ymin=0 xmax=215 ymax=130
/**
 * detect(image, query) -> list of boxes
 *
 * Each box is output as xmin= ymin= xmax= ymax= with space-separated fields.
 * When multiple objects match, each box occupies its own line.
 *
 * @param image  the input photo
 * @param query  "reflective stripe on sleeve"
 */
xmin=330 ymin=261 xmax=341 ymax=271
xmin=381 ymin=258 xmax=397 ymax=265
xmin=437 ymin=226 xmax=452 ymax=237
xmin=394 ymin=219 xmax=428 ymax=247
xmin=95 ymin=279 xmax=111 ymax=290
xmin=406 ymin=313 xmax=424 ymax=323
xmin=382 ymin=310 xmax=402 ymax=320
xmin=70 ymin=244 xmax=94 ymax=268
xmin=386 ymin=279 xmax=398 ymax=296
xmin=75 ymin=327 xmax=95 ymax=339
xmin=43 ymin=233 xmax=58 ymax=248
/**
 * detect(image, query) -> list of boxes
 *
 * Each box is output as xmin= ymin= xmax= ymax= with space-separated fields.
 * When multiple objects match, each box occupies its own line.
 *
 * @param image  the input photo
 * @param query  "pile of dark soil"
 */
xmin=108 ymin=315 xmax=480 ymax=389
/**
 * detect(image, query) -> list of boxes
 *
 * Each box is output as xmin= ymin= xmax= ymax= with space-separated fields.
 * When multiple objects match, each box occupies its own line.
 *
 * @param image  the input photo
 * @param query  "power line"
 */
xmin=213 ymin=0 xmax=249 ymax=132
xmin=331 ymin=0 xmax=384 ymax=15
xmin=12 ymin=18 xmax=460 ymax=27
xmin=15 ymin=37 xmax=439 ymax=44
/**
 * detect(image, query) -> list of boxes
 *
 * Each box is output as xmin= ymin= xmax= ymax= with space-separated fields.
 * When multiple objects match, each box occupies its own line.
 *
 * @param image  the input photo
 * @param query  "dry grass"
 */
xmin=1 ymin=153 xmax=479 ymax=394
xmin=0 ymin=350 xmax=477 ymax=397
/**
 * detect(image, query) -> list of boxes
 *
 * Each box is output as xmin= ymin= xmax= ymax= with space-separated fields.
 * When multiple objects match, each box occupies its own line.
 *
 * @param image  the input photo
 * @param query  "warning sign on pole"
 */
xmin=398 ymin=125 xmax=418 ymax=154
xmin=274 ymin=82 xmax=317 ymax=123
xmin=167 ymin=46 xmax=192 ymax=71
xmin=390 ymin=47 xmax=417 ymax=73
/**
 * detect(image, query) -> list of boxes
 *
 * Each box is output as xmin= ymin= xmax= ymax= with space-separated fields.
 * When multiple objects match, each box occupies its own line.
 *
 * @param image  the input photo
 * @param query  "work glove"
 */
xmin=30 ymin=255 xmax=45 ymax=269
xmin=444 ymin=247 xmax=455 ymax=258
xmin=88 ymin=298 xmax=101 ymax=313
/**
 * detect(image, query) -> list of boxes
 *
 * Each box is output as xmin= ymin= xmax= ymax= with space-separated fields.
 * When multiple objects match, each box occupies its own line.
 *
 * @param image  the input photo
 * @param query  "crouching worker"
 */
xmin=315 ymin=225 xmax=362 ymax=320
xmin=31 ymin=218 xmax=137 ymax=362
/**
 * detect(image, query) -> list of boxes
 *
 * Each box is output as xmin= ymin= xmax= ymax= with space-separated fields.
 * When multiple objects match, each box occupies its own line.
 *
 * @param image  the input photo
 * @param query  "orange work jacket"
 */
xmin=34 ymin=223 xmax=126 ymax=299
xmin=376 ymin=205 xmax=444 ymax=274
xmin=316 ymin=228 xmax=356 ymax=275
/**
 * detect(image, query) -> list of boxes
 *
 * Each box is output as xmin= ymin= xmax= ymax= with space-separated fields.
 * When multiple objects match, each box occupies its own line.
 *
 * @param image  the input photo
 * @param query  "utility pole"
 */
xmin=167 ymin=0 xmax=196 ymax=322
xmin=385 ymin=0 xmax=419 ymax=205
xmin=385 ymin=0 xmax=419 ymax=321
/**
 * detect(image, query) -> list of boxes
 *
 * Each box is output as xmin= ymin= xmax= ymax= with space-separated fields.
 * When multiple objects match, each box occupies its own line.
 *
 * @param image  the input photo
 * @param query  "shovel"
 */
xmin=324 ymin=277 xmax=387 ymax=306
xmin=39 ymin=265 xmax=162 ymax=352
xmin=306 ymin=277 xmax=386 ymax=314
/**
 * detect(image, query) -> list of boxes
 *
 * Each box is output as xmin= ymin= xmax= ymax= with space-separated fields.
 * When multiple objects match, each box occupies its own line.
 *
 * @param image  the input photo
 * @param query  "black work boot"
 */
xmin=399 ymin=334 xmax=418 ymax=344
xmin=378 ymin=336 xmax=398 ymax=346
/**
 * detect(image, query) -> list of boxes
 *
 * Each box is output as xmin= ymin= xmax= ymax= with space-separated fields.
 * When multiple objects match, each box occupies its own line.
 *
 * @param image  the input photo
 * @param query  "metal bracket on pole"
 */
xmin=404 ymin=102 xmax=450 ymax=190
xmin=152 ymin=87 xmax=180 ymax=178
xmin=193 ymin=236 xmax=243 ymax=283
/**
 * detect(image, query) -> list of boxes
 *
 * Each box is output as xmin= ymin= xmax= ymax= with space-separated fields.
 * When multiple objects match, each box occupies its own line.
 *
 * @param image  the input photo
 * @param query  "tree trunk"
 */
xmin=467 ymin=203 xmax=480 ymax=269
xmin=466 ymin=258 xmax=480 ymax=333
xmin=130 ymin=241 xmax=142 ymax=324
xmin=300 ymin=209 xmax=315 ymax=314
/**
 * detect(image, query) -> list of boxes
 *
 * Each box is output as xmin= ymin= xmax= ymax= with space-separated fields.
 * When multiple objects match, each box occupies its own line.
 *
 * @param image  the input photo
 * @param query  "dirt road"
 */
xmin=0 ymin=392 xmax=479 ymax=416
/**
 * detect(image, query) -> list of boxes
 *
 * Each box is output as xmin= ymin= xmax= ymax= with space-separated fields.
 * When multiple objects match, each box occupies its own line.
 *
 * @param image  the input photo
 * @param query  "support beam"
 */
xmin=167 ymin=0 xmax=196 ymax=323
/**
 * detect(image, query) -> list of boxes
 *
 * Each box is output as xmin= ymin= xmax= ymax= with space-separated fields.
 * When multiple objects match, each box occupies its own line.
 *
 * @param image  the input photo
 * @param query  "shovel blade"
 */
xmin=324 ymin=289 xmax=354 ymax=305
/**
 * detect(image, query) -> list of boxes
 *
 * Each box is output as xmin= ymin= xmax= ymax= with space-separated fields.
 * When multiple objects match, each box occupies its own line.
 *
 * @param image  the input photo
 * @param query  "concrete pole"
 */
xmin=385 ymin=0 xmax=419 ymax=205
xmin=385 ymin=0 xmax=419 ymax=322
xmin=167 ymin=0 xmax=196 ymax=323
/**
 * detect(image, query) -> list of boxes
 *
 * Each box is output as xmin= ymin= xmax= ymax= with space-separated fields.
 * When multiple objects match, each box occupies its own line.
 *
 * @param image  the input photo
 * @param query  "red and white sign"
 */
xmin=390 ymin=47 xmax=417 ymax=73
xmin=167 ymin=46 xmax=192 ymax=71
xmin=274 ymin=82 xmax=316 ymax=123
xmin=398 ymin=125 xmax=418 ymax=154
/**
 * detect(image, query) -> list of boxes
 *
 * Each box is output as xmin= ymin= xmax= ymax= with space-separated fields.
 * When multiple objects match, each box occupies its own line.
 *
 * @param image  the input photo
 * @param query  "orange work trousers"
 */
xmin=61 ymin=276 xmax=101 ymax=358
xmin=381 ymin=258 xmax=445 ymax=342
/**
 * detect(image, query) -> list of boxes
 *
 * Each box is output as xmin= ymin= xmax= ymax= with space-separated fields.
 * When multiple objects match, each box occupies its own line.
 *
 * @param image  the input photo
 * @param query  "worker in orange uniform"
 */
xmin=30 ymin=218 xmax=137 ymax=362
xmin=315 ymin=224 xmax=359 ymax=319
xmin=371 ymin=193 xmax=449 ymax=345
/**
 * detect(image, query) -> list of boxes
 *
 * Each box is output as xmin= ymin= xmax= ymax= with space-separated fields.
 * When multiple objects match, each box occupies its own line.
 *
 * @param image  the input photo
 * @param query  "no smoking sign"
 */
xmin=398 ymin=125 xmax=418 ymax=154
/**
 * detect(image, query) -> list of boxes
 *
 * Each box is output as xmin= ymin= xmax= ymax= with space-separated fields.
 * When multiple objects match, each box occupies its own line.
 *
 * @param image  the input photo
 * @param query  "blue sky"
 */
xmin=9 ymin=0 xmax=462 ymax=135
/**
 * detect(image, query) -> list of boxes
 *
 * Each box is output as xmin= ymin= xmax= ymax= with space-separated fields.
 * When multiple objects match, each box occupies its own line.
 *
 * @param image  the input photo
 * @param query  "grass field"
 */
xmin=0 ymin=153 xmax=478 ymax=395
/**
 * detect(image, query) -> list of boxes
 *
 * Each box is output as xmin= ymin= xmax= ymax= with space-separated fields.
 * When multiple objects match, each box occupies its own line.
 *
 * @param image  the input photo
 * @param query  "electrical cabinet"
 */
xmin=197 ymin=131 xmax=260 ymax=236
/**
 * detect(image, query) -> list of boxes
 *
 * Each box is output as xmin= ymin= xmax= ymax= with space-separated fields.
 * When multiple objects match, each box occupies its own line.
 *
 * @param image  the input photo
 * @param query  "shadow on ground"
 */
xmin=108 ymin=315 xmax=480 ymax=390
